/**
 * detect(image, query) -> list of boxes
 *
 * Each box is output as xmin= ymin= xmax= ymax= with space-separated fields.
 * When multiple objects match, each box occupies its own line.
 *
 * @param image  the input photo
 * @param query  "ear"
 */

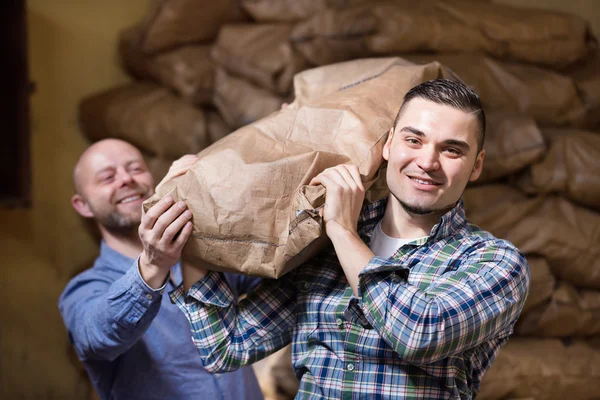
xmin=382 ymin=127 xmax=395 ymax=161
xmin=468 ymin=149 xmax=485 ymax=182
xmin=71 ymin=194 xmax=94 ymax=218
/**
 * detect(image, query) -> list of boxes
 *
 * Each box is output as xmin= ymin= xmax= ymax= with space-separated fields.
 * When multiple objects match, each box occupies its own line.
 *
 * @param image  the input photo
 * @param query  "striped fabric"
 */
xmin=171 ymin=198 xmax=530 ymax=400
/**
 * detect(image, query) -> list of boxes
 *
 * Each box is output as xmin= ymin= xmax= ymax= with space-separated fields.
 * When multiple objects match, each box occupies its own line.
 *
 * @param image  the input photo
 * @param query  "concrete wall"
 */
xmin=0 ymin=1 xmax=149 ymax=398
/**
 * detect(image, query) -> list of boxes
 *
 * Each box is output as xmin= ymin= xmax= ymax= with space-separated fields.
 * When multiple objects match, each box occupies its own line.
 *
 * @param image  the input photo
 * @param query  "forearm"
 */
xmin=59 ymin=263 xmax=163 ymax=361
xmin=171 ymin=271 xmax=295 ymax=372
xmin=329 ymin=228 xmax=374 ymax=296
xmin=358 ymin=252 xmax=529 ymax=364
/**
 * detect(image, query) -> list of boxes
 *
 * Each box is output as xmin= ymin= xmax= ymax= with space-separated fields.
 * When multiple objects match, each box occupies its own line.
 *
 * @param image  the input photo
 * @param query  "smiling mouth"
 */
xmin=118 ymin=194 xmax=144 ymax=204
xmin=408 ymin=176 xmax=442 ymax=186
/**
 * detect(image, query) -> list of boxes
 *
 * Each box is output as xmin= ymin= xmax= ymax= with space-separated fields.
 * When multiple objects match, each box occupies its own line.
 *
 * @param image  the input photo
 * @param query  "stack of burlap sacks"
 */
xmin=78 ymin=0 xmax=600 ymax=399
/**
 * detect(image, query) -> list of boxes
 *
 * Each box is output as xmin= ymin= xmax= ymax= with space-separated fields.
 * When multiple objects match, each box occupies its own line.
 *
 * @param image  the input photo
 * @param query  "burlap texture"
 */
xmin=478 ymin=338 xmax=600 ymax=400
xmin=515 ymin=129 xmax=600 ymax=210
xmin=478 ymin=112 xmax=545 ymax=183
xmin=406 ymin=54 xmax=588 ymax=128
xmin=522 ymin=256 xmax=555 ymax=314
xmin=143 ymin=154 xmax=176 ymax=184
xmin=143 ymin=58 xmax=454 ymax=280
xmin=119 ymin=27 xmax=214 ymax=105
xmin=252 ymin=345 xmax=298 ymax=400
xmin=211 ymin=24 xmax=307 ymax=94
xmin=464 ymin=186 xmax=600 ymax=290
xmin=241 ymin=0 xmax=371 ymax=22
xmin=566 ymin=50 xmax=600 ymax=130
xmin=133 ymin=0 xmax=248 ymax=54
xmin=78 ymin=83 xmax=209 ymax=159
xmin=516 ymin=281 xmax=600 ymax=337
xmin=289 ymin=6 xmax=377 ymax=66
xmin=367 ymin=0 xmax=592 ymax=67
xmin=213 ymin=68 xmax=285 ymax=129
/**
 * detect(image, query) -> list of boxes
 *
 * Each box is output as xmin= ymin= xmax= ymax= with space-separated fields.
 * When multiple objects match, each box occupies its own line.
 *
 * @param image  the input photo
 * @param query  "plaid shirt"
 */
xmin=172 ymin=198 xmax=530 ymax=400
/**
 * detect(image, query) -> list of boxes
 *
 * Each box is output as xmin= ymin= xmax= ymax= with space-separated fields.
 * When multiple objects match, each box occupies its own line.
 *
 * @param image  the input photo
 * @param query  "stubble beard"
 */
xmin=391 ymin=191 xmax=460 ymax=217
xmin=98 ymin=210 xmax=141 ymax=233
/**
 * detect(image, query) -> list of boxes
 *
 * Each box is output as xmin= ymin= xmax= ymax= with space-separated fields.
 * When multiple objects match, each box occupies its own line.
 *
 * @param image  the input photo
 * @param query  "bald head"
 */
xmin=71 ymin=139 xmax=154 ymax=232
xmin=73 ymin=139 xmax=149 ymax=196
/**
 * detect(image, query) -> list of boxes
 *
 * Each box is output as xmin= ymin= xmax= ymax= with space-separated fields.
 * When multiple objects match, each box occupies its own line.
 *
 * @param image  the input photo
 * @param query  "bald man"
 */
xmin=59 ymin=139 xmax=263 ymax=400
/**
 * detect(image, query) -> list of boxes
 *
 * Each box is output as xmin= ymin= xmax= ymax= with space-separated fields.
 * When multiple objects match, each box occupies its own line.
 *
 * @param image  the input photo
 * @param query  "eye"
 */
xmin=444 ymin=147 xmax=462 ymax=157
xmin=99 ymin=174 xmax=114 ymax=183
xmin=405 ymin=137 xmax=421 ymax=146
xmin=129 ymin=164 xmax=146 ymax=174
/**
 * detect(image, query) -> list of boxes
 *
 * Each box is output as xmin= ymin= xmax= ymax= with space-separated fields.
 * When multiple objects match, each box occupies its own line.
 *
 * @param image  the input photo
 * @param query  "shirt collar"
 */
xmin=357 ymin=197 xmax=467 ymax=244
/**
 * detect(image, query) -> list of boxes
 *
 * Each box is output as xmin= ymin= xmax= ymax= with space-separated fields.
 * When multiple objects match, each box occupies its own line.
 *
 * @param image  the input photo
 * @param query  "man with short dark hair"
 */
xmin=172 ymin=79 xmax=530 ymax=399
xmin=59 ymin=139 xmax=263 ymax=400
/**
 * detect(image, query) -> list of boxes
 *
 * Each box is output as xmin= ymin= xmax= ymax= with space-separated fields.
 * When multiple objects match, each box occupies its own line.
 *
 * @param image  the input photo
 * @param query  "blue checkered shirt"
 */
xmin=171 ymin=198 xmax=530 ymax=399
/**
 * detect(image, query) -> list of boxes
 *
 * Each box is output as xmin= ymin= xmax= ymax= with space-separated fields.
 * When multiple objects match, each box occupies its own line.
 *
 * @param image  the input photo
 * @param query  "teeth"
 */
xmin=120 ymin=195 xmax=141 ymax=204
xmin=412 ymin=178 xmax=435 ymax=185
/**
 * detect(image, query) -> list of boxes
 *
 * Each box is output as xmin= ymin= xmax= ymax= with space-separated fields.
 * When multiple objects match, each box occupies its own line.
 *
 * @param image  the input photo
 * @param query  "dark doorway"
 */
xmin=0 ymin=0 xmax=32 ymax=207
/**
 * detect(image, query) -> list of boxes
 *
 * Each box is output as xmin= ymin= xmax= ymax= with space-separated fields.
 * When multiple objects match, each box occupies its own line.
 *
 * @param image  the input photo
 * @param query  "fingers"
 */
xmin=152 ymin=201 xmax=188 ymax=240
xmin=161 ymin=208 xmax=193 ymax=243
xmin=310 ymin=165 xmax=363 ymax=190
xmin=140 ymin=196 xmax=174 ymax=231
xmin=174 ymin=221 xmax=193 ymax=248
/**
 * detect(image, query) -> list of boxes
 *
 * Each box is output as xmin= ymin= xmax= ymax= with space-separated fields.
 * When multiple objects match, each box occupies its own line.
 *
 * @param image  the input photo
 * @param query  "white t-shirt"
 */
xmin=369 ymin=221 xmax=428 ymax=259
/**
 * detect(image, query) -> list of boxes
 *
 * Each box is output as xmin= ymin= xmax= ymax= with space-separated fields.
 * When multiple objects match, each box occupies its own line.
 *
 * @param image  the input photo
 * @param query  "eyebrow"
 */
xmin=399 ymin=126 xmax=471 ymax=152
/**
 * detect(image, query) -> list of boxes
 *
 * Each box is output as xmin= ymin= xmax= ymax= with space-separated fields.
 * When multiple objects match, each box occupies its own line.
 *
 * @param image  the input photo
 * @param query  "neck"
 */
xmin=99 ymin=225 xmax=143 ymax=259
xmin=380 ymin=196 xmax=443 ymax=239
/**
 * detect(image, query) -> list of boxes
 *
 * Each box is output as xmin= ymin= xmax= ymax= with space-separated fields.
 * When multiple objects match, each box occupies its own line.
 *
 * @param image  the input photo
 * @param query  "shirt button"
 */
xmin=336 ymin=318 xmax=344 ymax=327
xmin=160 ymin=290 xmax=165 ymax=295
xmin=347 ymin=363 xmax=355 ymax=371
xmin=146 ymin=294 xmax=153 ymax=300
xmin=303 ymin=282 xmax=310 ymax=290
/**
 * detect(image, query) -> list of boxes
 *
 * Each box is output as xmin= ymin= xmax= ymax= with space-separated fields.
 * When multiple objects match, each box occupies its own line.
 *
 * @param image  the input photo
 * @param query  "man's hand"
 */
xmin=310 ymin=165 xmax=372 ymax=295
xmin=138 ymin=196 xmax=193 ymax=289
xmin=156 ymin=154 xmax=199 ymax=192
xmin=310 ymin=165 xmax=366 ymax=240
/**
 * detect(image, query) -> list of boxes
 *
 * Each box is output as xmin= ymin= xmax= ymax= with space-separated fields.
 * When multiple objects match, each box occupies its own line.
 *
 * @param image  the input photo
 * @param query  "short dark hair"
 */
xmin=393 ymin=79 xmax=486 ymax=152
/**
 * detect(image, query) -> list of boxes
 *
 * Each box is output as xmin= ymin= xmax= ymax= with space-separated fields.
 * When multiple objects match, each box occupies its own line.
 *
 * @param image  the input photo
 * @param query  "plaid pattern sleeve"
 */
xmin=359 ymin=240 xmax=530 ymax=365
xmin=170 ymin=271 xmax=297 ymax=373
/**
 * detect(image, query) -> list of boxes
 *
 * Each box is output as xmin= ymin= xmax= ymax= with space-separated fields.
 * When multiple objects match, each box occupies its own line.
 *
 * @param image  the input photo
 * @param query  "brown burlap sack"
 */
xmin=134 ymin=0 xmax=248 ymax=54
xmin=478 ymin=112 xmax=545 ymax=183
xmin=211 ymin=24 xmax=307 ymax=94
xmin=119 ymin=28 xmax=214 ymax=105
xmin=477 ymin=338 xmax=600 ymax=400
xmin=213 ymin=68 xmax=285 ymax=129
xmin=516 ymin=281 xmax=600 ymax=337
xmin=406 ymin=54 xmax=587 ymax=128
xmin=515 ymin=130 xmax=600 ymax=211
xmin=522 ymin=256 xmax=555 ymax=314
xmin=241 ymin=0 xmax=371 ymax=22
xmin=143 ymin=154 xmax=176 ymax=183
xmin=367 ymin=0 xmax=592 ymax=68
xmin=78 ymin=83 xmax=209 ymax=159
xmin=565 ymin=50 xmax=600 ymax=130
xmin=143 ymin=58 xmax=454 ymax=279
xmin=206 ymin=110 xmax=232 ymax=145
xmin=252 ymin=345 xmax=298 ymax=400
xmin=289 ymin=6 xmax=377 ymax=66
xmin=464 ymin=187 xmax=600 ymax=290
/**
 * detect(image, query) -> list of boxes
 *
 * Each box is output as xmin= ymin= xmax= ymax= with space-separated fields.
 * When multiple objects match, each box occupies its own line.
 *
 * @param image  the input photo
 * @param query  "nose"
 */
xmin=415 ymin=147 xmax=440 ymax=172
xmin=115 ymin=167 xmax=134 ymax=186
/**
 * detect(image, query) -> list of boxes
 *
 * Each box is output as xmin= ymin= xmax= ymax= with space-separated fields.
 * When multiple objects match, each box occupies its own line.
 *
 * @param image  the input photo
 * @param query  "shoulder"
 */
xmin=456 ymin=222 xmax=530 ymax=282
xmin=60 ymin=256 xmax=126 ymax=302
